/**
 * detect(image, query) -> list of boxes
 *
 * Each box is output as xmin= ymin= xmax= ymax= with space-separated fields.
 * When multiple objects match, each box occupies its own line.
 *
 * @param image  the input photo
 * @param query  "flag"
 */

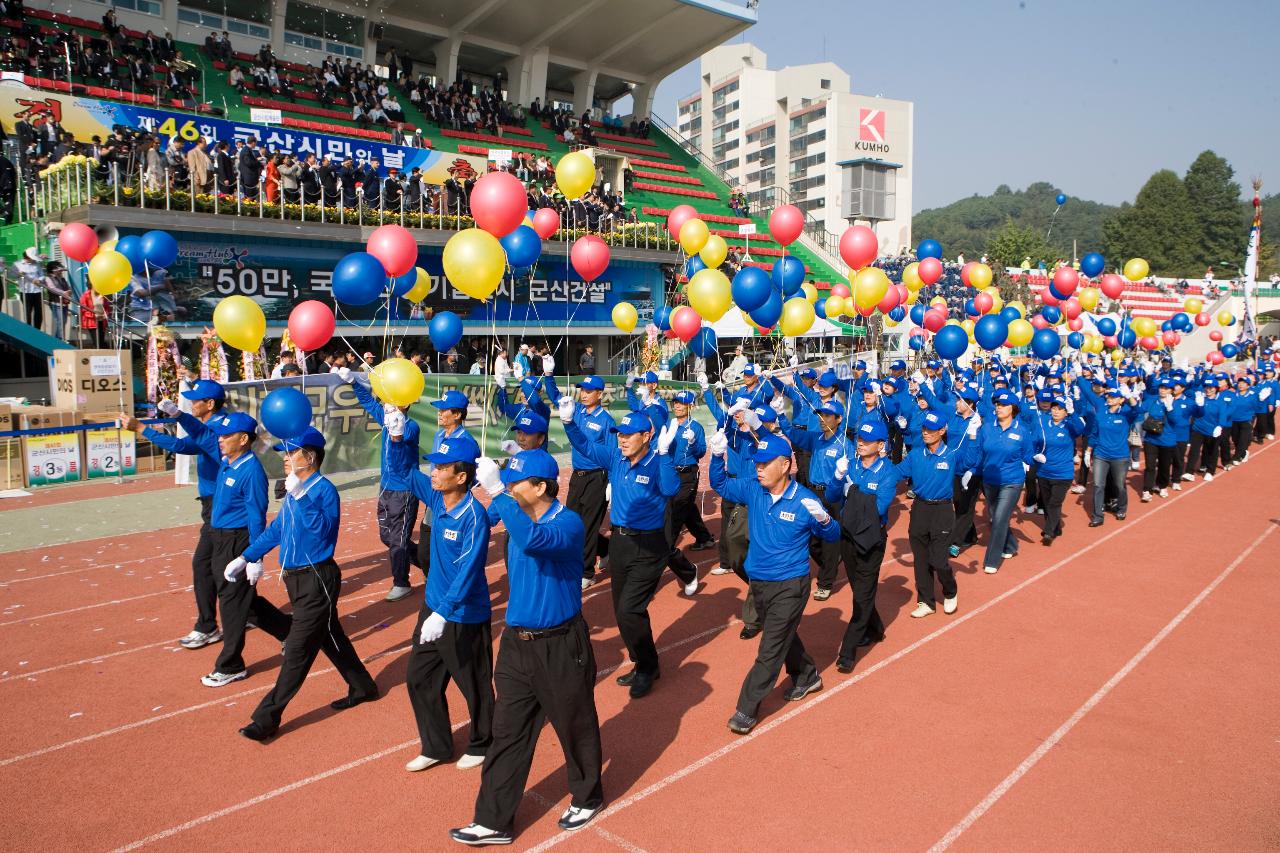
xmin=1239 ymin=187 xmax=1261 ymax=344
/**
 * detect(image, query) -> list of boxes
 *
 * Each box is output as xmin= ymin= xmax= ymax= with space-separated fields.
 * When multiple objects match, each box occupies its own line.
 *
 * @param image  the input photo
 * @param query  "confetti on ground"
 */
xmin=69 ymin=712 xmax=82 ymax=718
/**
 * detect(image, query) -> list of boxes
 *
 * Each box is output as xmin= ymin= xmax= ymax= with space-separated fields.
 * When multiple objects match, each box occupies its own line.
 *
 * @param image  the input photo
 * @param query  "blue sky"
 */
xmin=653 ymin=0 xmax=1279 ymax=213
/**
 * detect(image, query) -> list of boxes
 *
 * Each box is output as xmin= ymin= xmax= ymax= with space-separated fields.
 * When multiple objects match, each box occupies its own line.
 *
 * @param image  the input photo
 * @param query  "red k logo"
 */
xmin=858 ymin=109 xmax=885 ymax=144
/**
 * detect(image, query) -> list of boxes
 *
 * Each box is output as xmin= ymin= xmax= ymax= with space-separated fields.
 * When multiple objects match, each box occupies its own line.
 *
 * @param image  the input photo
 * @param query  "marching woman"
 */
xmin=1228 ymin=374 xmax=1261 ymax=464
xmin=1186 ymin=379 xmax=1226 ymax=480
xmin=1078 ymin=380 xmax=1145 ymax=527
xmin=1032 ymin=395 xmax=1086 ymax=545
xmin=234 ymin=427 xmax=379 ymax=741
xmin=968 ymin=389 xmax=1037 ymax=575
xmin=1139 ymin=379 xmax=1177 ymax=502
xmin=1167 ymin=375 xmax=1195 ymax=489
xmin=783 ymin=395 xmax=848 ymax=601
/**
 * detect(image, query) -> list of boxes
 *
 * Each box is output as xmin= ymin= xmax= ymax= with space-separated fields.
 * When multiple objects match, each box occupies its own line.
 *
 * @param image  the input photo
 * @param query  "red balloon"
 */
xmin=830 ymin=282 xmax=851 ymax=299
xmin=1139 ymin=336 xmax=1158 ymax=351
xmin=769 ymin=204 xmax=804 ymax=246
xmin=1162 ymin=330 xmax=1180 ymax=346
xmin=1040 ymin=287 xmax=1060 ymax=307
xmin=58 ymin=222 xmax=99 ymax=262
xmin=670 ymin=306 xmax=702 ymax=343
xmin=839 ymin=225 xmax=878 ymax=270
xmin=366 ymin=224 xmax=418 ymax=277
xmin=908 ymin=327 xmax=927 ymax=338
xmin=532 ymin=207 xmax=560 ymax=239
xmin=894 ymin=284 xmax=910 ymax=304
xmin=664 ymin=329 xmax=679 ymax=340
xmin=1208 ymin=351 xmax=1224 ymax=365
xmin=570 ymin=235 xmax=610 ymax=282
xmin=1099 ymin=273 xmax=1125 ymax=299
xmin=1209 ymin=330 xmax=1223 ymax=342
xmin=923 ymin=309 xmax=946 ymax=332
xmin=877 ymin=286 xmax=901 ymax=314
xmin=469 ymin=171 xmax=528 ymax=238
xmin=973 ymin=291 xmax=994 ymax=314
xmin=1067 ymin=317 xmax=1084 ymax=332
xmin=1031 ymin=315 xmax=1049 ymax=330
xmin=287 ymin=300 xmax=336 ymax=351
xmin=666 ymin=204 xmax=698 ymax=239
xmin=1104 ymin=335 xmax=1118 ymax=348
xmin=1062 ymin=297 xmax=1081 ymax=320
xmin=857 ymin=302 xmax=876 ymax=318
xmin=1052 ymin=266 xmax=1079 ymax=297
xmin=1195 ymin=312 xmax=1211 ymax=327
xmin=918 ymin=256 xmax=943 ymax=286
xmin=959 ymin=261 xmax=976 ymax=287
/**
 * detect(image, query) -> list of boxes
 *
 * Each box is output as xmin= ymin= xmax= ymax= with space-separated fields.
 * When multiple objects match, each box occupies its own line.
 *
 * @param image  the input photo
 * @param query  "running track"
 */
xmin=1 ymin=447 xmax=1277 ymax=851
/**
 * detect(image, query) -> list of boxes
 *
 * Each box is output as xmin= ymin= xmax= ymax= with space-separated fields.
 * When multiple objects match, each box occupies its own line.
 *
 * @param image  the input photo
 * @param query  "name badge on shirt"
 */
xmin=780 ymin=511 xmax=796 ymax=522
xmin=1009 ymin=433 xmax=1022 ymax=441
xmin=636 ymin=475 xmax=650 ymax=485
xmin=588 ymin=422 xmax=602 ymax=431
xmin=443 ymin=528 xmax=459 ymax=542
xmin=936 ymin=461 xmax=950 ymax=471
xmin=825 ymin=448 xmax=838 ymax=457
xmin=682 ymin=430 xmax=694 ymax=440
xmin=868 ymin=481 xmax=878 ymax=489
xmin=224 ymin=476 xmax=236 ymax=486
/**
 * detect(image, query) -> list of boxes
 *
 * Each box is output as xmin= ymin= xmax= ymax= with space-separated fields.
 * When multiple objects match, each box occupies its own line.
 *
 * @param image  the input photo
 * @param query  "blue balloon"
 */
xmin=917 ymin=239 xmax=943 ymax=260
xmin=888 ymin=305 xmax=906 ymax=322
xmin=908 ymin=334 xmax=925 ymax=351
xmin=116 ymin=235 xmax=145 ymax=271
xmin=260 ymin=388 xmax=313 ymax=439
xmin=1031 ymin=328 xmax=1061 ymax=359
xmin=689 ymin=327 xmax=718 ymax=358
xmin=771 ymin=255 xmax=805 ymax=295
xmin=429 ymin=310 xmax=463 ymax=352
xmin=999 ymin=306 xmax=1022 ymax=325
xmin=683 ymin=255 xmax=706 ymax=279
xmin=750 ymin=289 xmax=783 ymax=329
xmin=500 ymin=225 xmax=541 ymax=269
xmin=1080 ymin=252 xmax=1104 ymax=278
xmin=1096 ymin=317 xmax=1117 ymax=337
xmin=964 ymin=299 xmax=977 ymax=317
xmin=332 ymin=252 xmax=387 ymax=306
xmin=910 ymin=303 xmax=928 ymax=327
xmin=813 ymin=298 xmax=826 ymax=320
xmin=1117 ymin=328 xmax=1137 ymax=348
xmin=654 ymin=305 xmax=673 ymax=331
xmin=1067 ymin=331 xmax=1085 ymax=350
xmin=934 ymin=324 xmax=969 ymax=360
xmin=1160 ymin=320 xmax=1172 ymax=333
xmin=1047 ymin=283 xmax=1068 ymax=301
xmin=731 ymin=267 xmax=771 ymax=312
xmin=974 ymin=315 xmax=1009 ymax=351
xmin=1055 ymin=193 xmax=1067 ymax=206
xmin=1040 ymin=305 xmax=1061 ymax=325
xmin=390 ymin=269 xmax=417 ymax=297
xmin=1171 ymin=312 xmax=1191 ymax=332
xmin=1221 ymin=343 xmax=1239 ymax=359
xmin=140 ymin=230 xmax=178 ymax=268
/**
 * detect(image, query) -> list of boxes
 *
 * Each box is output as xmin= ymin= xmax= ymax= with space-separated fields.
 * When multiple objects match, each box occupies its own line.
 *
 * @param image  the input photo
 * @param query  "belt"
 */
xmin=676 ymin=464 xmax=698 ymax=472
xmin=914 ymin=496 xmax=950 ymax=505
xmin=509 ymin=617 xmax=576 ymax=641
xmin=573 ymin=468 xmax=606 ymax=476
xmin=612 ymin=525 xmax=663 ymax=536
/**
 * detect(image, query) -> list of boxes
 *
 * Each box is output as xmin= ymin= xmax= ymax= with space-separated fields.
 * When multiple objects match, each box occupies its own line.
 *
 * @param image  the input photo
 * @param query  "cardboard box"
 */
xmin=51 ymin=349 xmax=134 ymax=413
xmin=15 ymin=406 xmax=82 ymax=487
xmin=0 ymin=403 xmax=12 ymax=434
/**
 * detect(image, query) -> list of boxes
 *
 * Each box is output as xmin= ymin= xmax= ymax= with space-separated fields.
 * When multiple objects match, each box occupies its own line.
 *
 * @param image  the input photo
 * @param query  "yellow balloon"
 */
xmin=884 ymin=316 xmax=899 ymax=328
xmin=612 ymin=302 xmax=638 ymax=333
xmin=1110 ymin=348 xmax=1125 ymax=364
xmin=801 ymin=282 xmax=818 ymax=303
xmin=1217 ymin=310 xmax=1234 ymax=326
xmin=1007 ymin=318 xmax=1034 ymax=347
xmin=988 ymin=291 xmax=1004 ymax=315
xmin=1131 ymin=316 xmax=1157 ymax=338
xmin=699 ymin=234 xmax=728 ymax=269
xmin=99 ymin=239 xmax=117 ymax=254
xmin=87 ymin=249 xmax=132 ymax=295
xmin=902 ymin=262 xmax=923 ymax=291
xmin=853 ymin=267 xmax=890 ymax=310
xmin=779 ymin=297 xmax=816 ymax=337
xmin=370 ymin=357 xmax=425 ymax=407
xmin=1123 ymin=257 xmax=1149 ymax=282
xmin=904 ymin=288 xmax=920 ymax=305
xmin=969 ymin=263 xmax=993 ymax=289
xmin=687 ymin=269 xmax=732 ymax=322
xmin=930 ymin=296 xmax=948 ymax=310
xmin=404 ymin=267 xmax=431 ymax=303
xmin=679 ymin=218 xmax=709 ymax=255
xmin=1006 ymin=300 xmax=1026 ymax=319
xmin=961 ymin=318 xmax=976 ymax=342
xmin=443 ymin=228 xmax=506 ymax=301
xmin=1183 ymin=297 xmax=1203 ymax=314
xmin=555 ymin=151 xmax=595 ymax=200
xmin=212 ymin=295 xmax=266 ymax=351
xmin=824 ymin=295 xmax=846 ymax=319
xmin=1077 ymin=287 xmax=1099 ymax=312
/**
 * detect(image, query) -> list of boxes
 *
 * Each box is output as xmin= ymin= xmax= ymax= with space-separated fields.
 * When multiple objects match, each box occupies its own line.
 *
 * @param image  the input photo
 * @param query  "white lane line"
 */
xmin=926 ymin=522 xmax=1278 ymax=852
xmin=0 ymin=587 xmax=193 ymax=627
xmin=0 ymin=552 xmax=189 ymax=585
xmin=0 ymin=638 xmax=179 ymax=684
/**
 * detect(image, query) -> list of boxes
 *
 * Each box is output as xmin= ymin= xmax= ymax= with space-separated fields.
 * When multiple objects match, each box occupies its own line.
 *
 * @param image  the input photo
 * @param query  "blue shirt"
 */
xmin=1230 ymin=388 xmax=1258 ymax=423
xmin=786 ymin=423 xmax=845 ymax=487
xmin=421 ymin=491 xmax=491 ymax=623
xmin=1166 ymin=395 xmax=1195 ymax=443
xmin=1141 ymin=397 xmax=1176 ymax=448
xmin=671 ymin=415 xmax=706 ymax=467
xmin=244 ymin=472 xmax=340 ymax=568
xmin=144 ymin=411 xmax=220 ymax=497
xmin=211 ymin=451 xmax=268 ymax=540
xmin=626 ymin=385 xmax=670 ymax=430
xmin=488 ymin=496 xmax=584 ymax=629
xmin=708 ymin=456 xmax=839 ymax=581
xmin=828 ymin=454 xmax=901 ymax=525
xmin=568 ymin=404 xmax=615 ymax=472
xmin=352 ymin=380 xmax=421 ymax=491
xmin=969 ymin=418 xmax=1037 ymax=486
xmin=1034 ymin=412 xmax=1086 ymax=480
xmin=895 ymin=442 xmax=967 ymax=501
xmin=563 ymin=421 xmax=680 ymax=529
xmin=494 ymin=383 xmax=551 ymax=423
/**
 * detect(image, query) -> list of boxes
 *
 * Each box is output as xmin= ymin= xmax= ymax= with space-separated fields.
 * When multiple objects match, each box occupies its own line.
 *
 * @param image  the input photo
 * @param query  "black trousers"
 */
xmin=794 ymin=445 xmax=813 ymax=490
xmin=250 ymin=559 xmax=377 ymax=730
xmin=1218 ymin=428 xmax=1234 ymax=469
xmin=609 ymin=528 xmax=669 ymax=676
xmin=1142 ymin=443 xmax=1174 ymax=492
xmin=1231 ymin=421 xmax=1253 ymax=461
xmin=378 ymin=489 xmax=420 ymax=587
xmin=838 ymin=533 xmax=886 ymax=661
xmin=888 ymin=424 xmax=905 ymax=463
xmin=807 ymin=485 xmax=842 ymax=591
xmin=567 ymin=469 xmax=609 ymax=580
xmin=1036 ymin=477 xmax=1071 ymax=539
xmin=210 ymin=527 xmax=291 ymax=675
xmin=192 ymin=496 xmax=218 ymax=634
xmin=473 ymin=616 xmax=603 ymax=833
xmin=1024 ymin=464 xmax=1040 ymax=508
xmin=738 ymin=575 xmax=817 ymax=717
xmin=1075 ymin=439 xmax=1091 ymax=486
xmin=1172 ymin=441 xmax=1188 ymax=482
xmin=406 ymin=603 xmax=494 ymax=760
xmin=719 ymin=499 xmax=757 ymax=629
xmin=416 ymin=517 xmax=432 ymax=583
xmin=908 ymin=501 xmax=957 ymax=608
xmin=1255 ymin=411 xmax=1275 ymax=439
xmin=1187 ymin=431 xmax=1215 ymax=474
xmin=950 ymin=474 xmax=982 ymax=551
xmin=664 ymin=503 xmax=698 ymax=586
xmin=669 ymin=466 xmax=712 ymax=545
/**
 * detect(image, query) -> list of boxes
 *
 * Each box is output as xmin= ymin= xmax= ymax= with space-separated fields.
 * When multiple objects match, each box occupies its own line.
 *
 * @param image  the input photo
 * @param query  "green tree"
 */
xmin=984 ymin=219 xmax=1056 ymax=269
xmin=1102 ymin=170 xmax=1197 ymax=276
xmin=1183 ymin=150 xmax=1244 ymax=273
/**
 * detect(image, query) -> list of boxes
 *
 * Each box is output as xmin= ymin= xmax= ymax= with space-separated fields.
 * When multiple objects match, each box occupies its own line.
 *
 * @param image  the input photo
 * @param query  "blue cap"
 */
xmin=921 ymin=410 xmax=948 ymax=430
xmin=1201 ymin=378 xmax=1217 ymax=389
xmin=611 ymin=411 xmax=654 ymax=435
xmin=500 ymin=448 xmax=559 ymax=485
xmin=798 ymin=367 xmax=817 ymax=380
xmin=181 ymin=379 xmax=225 ymax=402
xmin=991 ymin=389 xmax=1020 ymax=407
xmin=926 ymin=359 xmax=941 ymax=369
xmin=273 ymin=426 xmax=326 ymax=451
xmin=958 ymin=368 xmax=976 ymax=380
xmin=881 ymin=377 xmax=900 ymax=392
xmin=890 ymin=359 xmax=906 ymax=370
xmin=854 ymin=360 xmax=867 ymax=371
xmin=1049 ymin=396 xmax=1069 ymax=408
xmin=207 ymin=411 xmax=258 ymax=435
xmin=1036 ymin=389 xmax=1055 ymax=403
xmin=818 ymin=370 xmax=840 ymax=388
xmin=857 ymin=420 xmax=888 ymax=442
xmin=514 ymin=411 xmax=548 ymax=434
xmin=1104 ymin=384 xmax=1124 ymax=398
xmin=643 ymin=370 xmax=659 ymax=383
xmin=752 ymin=404 xmax=777 ymax=423
xmin=956 ymin=385 xmax=980 ymax=403
xmin=425 ymin=432 xmax=481 ymax=465
xmin=432 ymin=390 xmax=469 ymax=411
xmin=576 ymin=375 xmax=605 ymax=391
xmin=751 ymin=431 xmax=793 ymax=463
xmin=673 ymin=390 xmax=697 ymax=405
xmin=742 ymin=364 xmax=759 ymax=377
xmin=816 ymin=399 xmax=845 ymax=418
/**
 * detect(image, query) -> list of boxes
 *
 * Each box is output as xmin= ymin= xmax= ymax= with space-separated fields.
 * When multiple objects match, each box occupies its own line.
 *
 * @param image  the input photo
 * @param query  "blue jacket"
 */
xmin=1081 ymin=396 xmax=1143 ymax=461
xmin=144 ymin=411 xmax=220 ymax=497
xmin=1230 ymin=388 xmax=1259 ymax=423
xmin=786 ymin=423 xmax=845 ymax=488
xmin=211 ymin=451 xmax=268 ymax=540
xmin=563 ymin=421 xmax=680 ymax=529
xmin=670 ymin=415 xmax=706 ymax=467
xmin=352 ymin=380 xmax=421 ymax=491
xmin=968 ymin=418 xmax=1038 ymax=486
xmin=626 ymin=385 xmax=670 ymax=429
xmin=1190 ymin=393 xmax=1229 ymax=437
xmin=567 ymin=403 xmax=614 ymax=472
xmin=244 ymin=472 xmax=340 ymax=568
xmin=1034 ymin=412 xmax=1086 ymax=480
xmin=895 ymin=442 xmax=969 ymax=501
xmin=420 ymin=490 xmax=491 ymax=623
xmin=488 ymin=496 xmax=584 ymax=629
xmin=1166 ymin=394 xmax=1195 ymax=443
xmin=1140 ymin=396 xmax=1176 ymax=448
xmin=827 ymin=454 xmax=901 ymax=525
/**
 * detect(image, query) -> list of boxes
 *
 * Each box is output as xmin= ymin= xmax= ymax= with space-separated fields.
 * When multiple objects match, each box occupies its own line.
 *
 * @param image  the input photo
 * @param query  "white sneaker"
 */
xmin=580 ymin=576 xmax=594 ymax=591
xmin=1180 ymin=473 xmax=1194 ymax=481
xmin=1070 ymin=485 xmax=1086 ymax=494
xmin=984 ymin=565 xmax=999 ymax=574
xmin=386 ymin=585 xmax=413 ymax=602
xmin=943 ymin=595 xmax=958 ymax=615
xmin=1172 ymin=482 xmax=1182 ymax=491
xmin=710 ymin=565 xmax=733 ymax=575
xmin=1024 ymin=504 xmax=1038 ymax=514
xmin=683 ymin=572 xmax=699 ymax=596
xmin=1204 ymin=473 xmax=1214 ymax=482
xmin=1037 ymin=507 xmax=1045 ymax=515
xmin=1001 ymin=552 xmax=1015 ymax=559
xmin=910 ymin=602 xmax=934 ymax=618
xmin=201 ymin=669 xmax=247 ymax=688
xmin=1158 ymin=488 xmax=1169 ymax=498
xmin=558 ymin=804 xmax=601 ymax=832
xmin=1141 ymin=491 xmax=1152 ymax=503
xmin=456 ymin=754 xmax=484 ymax=770
xmin=1130 ymin=461 xmax=1140 ymax=471
xmin=405 ymin=755 xmax=441 ymax=772
xmin=180 ymin=629 xmax=221 ymax=649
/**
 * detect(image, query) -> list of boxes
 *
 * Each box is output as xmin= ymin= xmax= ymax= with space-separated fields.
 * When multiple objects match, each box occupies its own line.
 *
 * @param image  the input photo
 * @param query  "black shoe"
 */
xmin=690 ymin=539 xmax=716 ymax=551
xmin=835 ymin=657 xmax=855 ymax=673
xmin=448 ymin=824 xmax=513 ymax=846
xmin=1115 ymin=512 xmax=1127 ymax=520
xmin=239 ymin=721 xmax=276 ymax=742
xmin=1088 ymin=519 xmax=1104 ymax=528
xmin=1041 ymin=534 xmax=1054 ymax=546
xmin=615 ymin=668 xmax=660 ymax=688
xmin=628 ymin=670 xmax=658 ymax=699
xmin=857 ymin=632 xmax=884 ymax=648
xmin=727 ymin=710 xmax=757 ymax=734
xmin=330 ymin=688 xmax=379 ymax=711
xmin=783 ymin=677 xmax=823 ymax=701
xmin=739 ymin=625 xmax=761 ymax=640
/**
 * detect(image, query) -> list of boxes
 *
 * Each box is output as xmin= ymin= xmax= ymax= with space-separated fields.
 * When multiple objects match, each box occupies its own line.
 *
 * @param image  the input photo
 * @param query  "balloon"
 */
xmin=612 ymin=302 xmax=638 ymax=333
xmin=1067 ymin=332 xmax=1085 ymax=350
xmin=1040 ymin=305 xmax=1061 ymax=324
xmin=1104 ymin=335 xmax=1119 ymax=349
xmin=974 ymin=315 xmax=1008 ymax=351
xmin=1170 ymin=312 xmax=1189 ymax=332
xmin=405 ymin=268 xmax=431 ymax=303
xmin=670 ymin=306 xmax=701 ymax=343
xmin=801 ymin=282 xmax=818 ymax=303
xmin=700 ymin=234 xmax=728 ymax=269
xmin=532 ymin=207 xmax=560 ymax=239
xmin=999 ymin=306 xmax=1022 ymax=325
xmin=687 ymin=269 xmax=733 ymax=321
xmin=1077 ymin=287 xmax=1099 ymax=311
xmin=902 ymin=262 xmax=923 ymax=291
xmin=1123 ymin=258 xmax=1149 ymax=282
xmin=813 ymin=297 xmax=827 ymax=320
xmin=500 ymin=224 xmax=542 ymax=269
xmin=683 ymin=255 xmax=706 ymax=280
xmin=1061 ymin=298 xmax=1081 ymax=321
xmin=689 ymin=326 xmax=718 ymax=358
xmin=87 ymin=250 xmax=132 ymax=295
xmin=830 ymin=282 xmax=851 ymax=300
xmin=389 ymin=268 xmax=417 ymax=297
xmin=876 ymin=284 xmax=902 ymax=314
xmin=139 ymin=230 xmax=178 ymax=268
xmin=918 ymin=256 xmax=943 ymax=285
xmin=771 ymin=255 xmax=806 ymax=296
xmin=1031 ymin=315 xmax=1048 ymax=330
xmin=366 ymin=224 xmax=418 ymax=277
xmin=769 ymin=204 xmax=804 ymax=246
xmin=666 ymin=204 xmax=697 ymax=239
xmin=1096 ymin=317 xmax=1117 ymax=337
xmin=1099 ymin=273 xmax=1126 ymax=299
xmin=849 ymin=266 xmax=888 ymax=311
xmin=1183 ymin=297 xmax=1203 ymax=314
xmin=58 ymin=223 xmax=99 ymax=262
xmin=570 ymin=234 xmax=610 ymax=283
xmin=1207 ymin=351 xmax=1224 ymax=365
xmin=1006 ymin=318 xmax=1034 ymax=347
xmin=1117 ymin=328 xmax=1137 ymax=349
xmin=1068 ymin=317 xmax=1084 ymax=332
xmin=909 ymin=302 xmax=928 ymax=327
xmin=443 ymin=229 xmax=506 ymax=301
xmin=213 ymin=295 xmax=266 ymax=351
xmin=959 ymin=261 xmax=976 ymax=287
xmin=917 ymin=239 xmax=943 ymax=260
xmin=1131 ymin=316 xmax=1157 ymax=338
xmin=973 ymin=291 xmax=994 ymax=315
xmin=428 ymin=310 xmax=463 ymax=352
xmin=1031 ymin=328 xmax=1061 ymax=359
xmin=1055 ymin=193 xmax=1067 ymax=206
xmin=555 ymin=151 xmax=595 ymax=200
xmin=116 ymin=235 xmax=145 ymax=271
xmin=679 ymin=218 xmax=709 ymax=255
xmin=824 ymin=295 xmax=846 ymax=320
xmin=99 ymin=239 xmax=117 ymax=253
xmin=1208 ymin=330 xmax=1223 ymax=342
xmin=470 ymin=171 xmax=528 ymax=238
xmin=934 ymin=324 xmax=968 ymax=360
xmin=370 ymin=357 xmax=426 ymax=407
xmin=839 ymin=225 xmax=878 ymax=270
xmin=908 ymin=333 xmax=925 ymax=351
xmin=287 ymin=300 xmax=335 ymax=351
xmin=1052 ymin=266 xmax=1079 ymax=297
xmin=778 ymin=297 xmax=816 ymax=337
xmin=971 ymin=263 xmax=994 ymax=290
xmin=1079 ymin=252 xmax=1104 ymax=278
xmin=1216 ymin=310 xmax=1235 ymax=326
xmin=1040 ymin=287 xmax=1060 ymax=307
xmin=731 ymin=267 xmax=772 ymax=312
xmin=332 ymin=252 xmax=388 ymax=305
xmin=654 ymin=305 xmax=673 ymax=331
xmin=751 ymin=289 xmax=784 ymax=328
xmin=1195 ymin=312 xmax=1211 ymax=327
xmin=1162 ymin=330 xmax=1180 ymax=347
xmin=1221 ymin=343 xmax=1239 ymax=359
xmin=260 ymin=388 xmax=313 ymax=439
xmin=923 ymin=309 xmax=947 ymax=333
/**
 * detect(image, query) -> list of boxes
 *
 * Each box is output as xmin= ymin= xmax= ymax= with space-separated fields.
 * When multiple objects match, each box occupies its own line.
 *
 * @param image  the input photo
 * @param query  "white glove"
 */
xmin=870 ymin=381 xmax=882 ymax=397
xmin=284 ymin=472 xmax=300 ymax=494
xmin=656 ymin=419 xmax=679 ymax=455
xmin=896 ymin=415 xmax=908 ymax=429
xmin=967 ymin=414 xmax=982 ymax=439
xmin=336 ymin=366 xmax=352 ymax=383
xmin=1195 ymin=392 xmax=1205 ymax=407
xmin=742 ymin=408 xmax=762 ymax=430
xmin=714 ymin=381 xmax=726 ymax=391
xmin=557 ymin=396 xmax=575 ymax=424
xmin=636 ymin=384 xmax=651 ymax=403
xmin=1034 ymin=376 xmax=1045 ymax=389
xmin=825 ymin=355 xmax=835 ymax=367
xmin=1260 ymin=387 xmax=1272 ymax=401
xmin=911 ymin=370 xmax=926 ymax=385
xmin=1065 ymin=397 xmax=1075 ymax=414
xmin=605 ymin=483 xmax=611 ymax=502
xmin=384 ymin=409 xmax=405 ymax=437
xmin=1033 ymin=453 xmax=1046 ymax=464
xmin=245 ymin=561 xmax=263 ymax=585
xmin=1213 ymin=426 xmax=1223 ymax=437
xmin=770 ymin=395 xmax=785 ymax=414
xmin=697 ymin=373 xmax=709 ymax=391
xmin=725 ymin=398 xmax=750 ymax=416
xmin=499 ymin=439 xmax=520 ymax=455
xmin=419 ymin=611 xmax=446 ymax=644
xmin=800 ymin=497 xmax=830 ymax=524
xmin=627 ymin=375 xmax=640 ymax=386
xmin=961 ymin=471 xmax=973 ymax=489
xmin=1161 ymin=397 xmax=1174 ymax=411
xmin=224 ymin=556 xmax=247 ymax=582
xmin=834 ymin=454 xmax=849 ymax=481
xmin=475 ymin=456 xmax=503 ymax=497
xmin=1022 ymin=462 xmax=1030 ymax=473
xmin=1084 ymin=448 xmax=1092 ymax=466
xmin=156 ymin=398 xmax=180 ymax=416
xmin=709 ymin=429 xmax=728 ymax=457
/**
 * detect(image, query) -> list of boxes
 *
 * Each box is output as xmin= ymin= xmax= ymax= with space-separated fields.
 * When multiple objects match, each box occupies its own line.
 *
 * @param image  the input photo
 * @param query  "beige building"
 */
xmin=676 ymin=43 xmax=914 ymax=258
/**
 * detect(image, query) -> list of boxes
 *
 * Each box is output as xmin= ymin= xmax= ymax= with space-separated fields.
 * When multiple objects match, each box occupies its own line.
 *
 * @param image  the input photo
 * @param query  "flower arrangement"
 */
xmin=146 ymin=324 xmax=181 ymax=402
xmin=199 ymin=328 xmax=229 ymax=382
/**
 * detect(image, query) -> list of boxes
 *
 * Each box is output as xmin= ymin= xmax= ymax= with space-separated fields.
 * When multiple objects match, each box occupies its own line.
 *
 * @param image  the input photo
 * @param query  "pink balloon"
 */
xmin=1162 ymin=330 xmax=1180 ymax=346
xmin=1139 ymin=336 xmax=1159 ymax=351
xmin=58 ymin=223 xmax=99 ymax=263
xmin=769 ymin=204 xmax=804 ymax=246
xmin=670 ymin=306 xmax=701 ymax=343
xmin=532 ymin=207 xmax=560 ymax=239
xmin=1195 ymin=312 xmax=1211 ymax=327
xmin=923 ymin=309 xmax=946 ymax=332
xmin=1040 ymin=287 xmax=1060 ymax=307
xmin=839 ymin=225 xmax=878 ymax=270
xmin=366 ymin=224 xmax=418 ymax=277
xmin=894 ymin=283 xmax=910 ymax=304
xmin=570 ymin=235 xmax=610 ymax=282
xmin=1209 ymin=330 xmax=1223 ymax=342
xmin=1031 ymin=315 xmax=1048 ymax=330
xmin=667 ymin=205 xmax=697 ymax=239
xmin=1068 ymin=317 xmax=1084 ymax=332
xmin=959 ymin=261 xmax=976 ymax=287
xmin=1099 ymin=273 xmax=1125 ymax=299
xmin=1104 ymin=335 xmax=1118 ymax=348
xmin=470 ymin=171 xmax=527 ymax=238
xmin=830 ymin=282 xmax=851 ymax=299
xmin=876 ymin=286 xmax=901 ymax=314
xmin=287 ymin=300 xmax=336 ymax=351
xmin=1062 ymin=297 xmax=1081 ymax=320
xmin=908 ymin=327 xmax=927 ymax=338
xmin=973 ymin=291 xmax=994 ymax=314
xmin=918 ymin=256 xmax=943 ymax=285
xmin=1052 ymin=266 xmax=1079 ymax=297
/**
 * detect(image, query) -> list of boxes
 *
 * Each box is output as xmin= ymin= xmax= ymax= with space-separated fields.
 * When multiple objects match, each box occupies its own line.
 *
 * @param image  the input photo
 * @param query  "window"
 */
xmin=788 ymin=152 xmax=824 ymax=174
xmin=791 ymin=128 xmax=826 ymax=150
xmin=712 ymin=102 xmax=738 ymax=125
xmin=843 ymin=161 xmax=897 ymax=222
xmin=109 ymin=0 xmax=163 ymax=16
xmin=797 ymin=197 xmax=825 ymax=213
xmin=745 ymin=145 xmax=774 ymax=167
xmin=711 ymin=79 xmax=738 ymax=107
xmin=181 ymin=0 xmax=269 ymax=25
xmin=285 ymin=1 xmax=364 ymax=47
xmin=788 ymin=106 xmax=825 ymax=134
xmin=820 ymin=78 xmax=830 ymax=89
xmin=715 ymin=158 xmax=739 ymax=172
xmin=746 ymin=167 xmax=774 ymax=186
xmin=790 ymin=175 xmax=824 ymax=194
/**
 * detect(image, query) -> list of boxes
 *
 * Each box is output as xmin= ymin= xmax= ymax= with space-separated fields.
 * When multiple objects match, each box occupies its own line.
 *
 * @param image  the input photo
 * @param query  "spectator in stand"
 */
xmin=277 ymin=154 xmax=301 ymax=204
xmin=43 ymin=259 xmax=72 ymax=340
xmin=237 ymin=136 xmax=264 ymax=200
xmin=579 ymin=344 xmax=595 ymax=374
xmin=12 ymin=247 xmax=44 ymax=331
xmin=227 ymin=65 xmax=246 ymax=93
xmin=80 ymin=286 xmax=108 ymax=349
